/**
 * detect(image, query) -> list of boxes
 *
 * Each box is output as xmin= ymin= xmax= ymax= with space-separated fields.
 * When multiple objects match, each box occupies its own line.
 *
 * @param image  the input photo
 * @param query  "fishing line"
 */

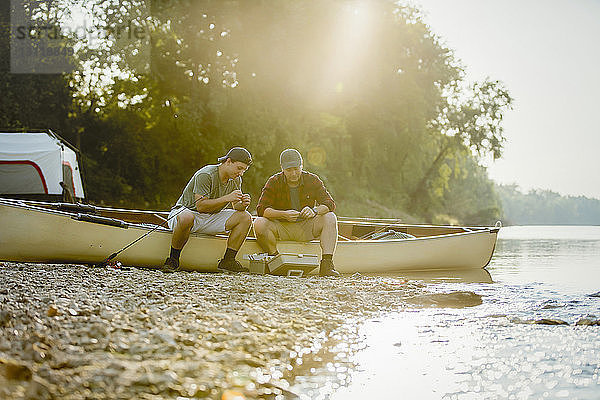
xmin=99 ymin=172 xmax=246 ymax=267
xmin=99 ymin=201 xmax=194 ymax=267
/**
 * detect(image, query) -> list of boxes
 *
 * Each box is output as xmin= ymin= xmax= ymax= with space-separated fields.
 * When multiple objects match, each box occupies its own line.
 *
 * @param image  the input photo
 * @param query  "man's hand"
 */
xmin=282 ymin=209 xmax=301 ymax=222
xmin=232 ymin=193 xmax=251 ymax=210
xmin=300 ymin=206 xmax=316 ymax=219
xmin=240 ymin=193 xmax=251 ymax=207
xmin=226 ymin=190 xmax=243 ymax=203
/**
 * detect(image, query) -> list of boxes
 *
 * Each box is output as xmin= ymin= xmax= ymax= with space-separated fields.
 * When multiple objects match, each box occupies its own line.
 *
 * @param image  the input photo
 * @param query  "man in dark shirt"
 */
xmin=254 ymin=149 xmax=339 ymax=276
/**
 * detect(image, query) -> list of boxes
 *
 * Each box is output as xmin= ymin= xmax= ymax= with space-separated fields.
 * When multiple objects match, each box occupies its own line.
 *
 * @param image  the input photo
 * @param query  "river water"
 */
xmin=295 ymin=226 xmax=600 ymax=399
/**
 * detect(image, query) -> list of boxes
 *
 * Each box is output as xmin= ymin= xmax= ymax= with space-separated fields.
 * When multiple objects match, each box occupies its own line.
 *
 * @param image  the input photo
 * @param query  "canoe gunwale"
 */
xmin=1 ymin=197 xmax=498 ymax=244
xmin=0 ymin=198 xmax=495 ymax=229
xmin=1 ymin=198 xmax=500 ymax=271
xmin=0 ymin=197 xmax=499 ymax=243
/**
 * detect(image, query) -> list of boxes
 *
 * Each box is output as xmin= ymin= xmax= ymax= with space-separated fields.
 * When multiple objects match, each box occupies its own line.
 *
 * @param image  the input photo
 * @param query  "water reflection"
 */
xmin=287 ymin=322 xmax=364 ymax=399
xmin=295 ymin=226 xmax=600 ymax=399
xmin=364 ymin=269 xmax=493 ymax=284
xmin=490 ymin=226 xmax=600 ymax=294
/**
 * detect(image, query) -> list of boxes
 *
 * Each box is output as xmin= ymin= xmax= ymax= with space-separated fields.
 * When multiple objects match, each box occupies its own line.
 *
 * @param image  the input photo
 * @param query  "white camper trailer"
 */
xmin=0 ymin=130 xmax=85 ymax=200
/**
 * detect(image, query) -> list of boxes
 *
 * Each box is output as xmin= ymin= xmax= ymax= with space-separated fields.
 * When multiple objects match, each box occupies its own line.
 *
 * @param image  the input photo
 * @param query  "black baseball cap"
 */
xmin=280 ymin=148 xmax=302 ymax=169
xmin=217 ymin=147 xmax=252 ymax=165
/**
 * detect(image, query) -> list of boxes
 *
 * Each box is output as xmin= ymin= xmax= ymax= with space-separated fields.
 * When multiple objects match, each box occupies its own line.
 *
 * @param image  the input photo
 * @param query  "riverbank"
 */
xmin=0 ymin=262 xmax=431 ymax=400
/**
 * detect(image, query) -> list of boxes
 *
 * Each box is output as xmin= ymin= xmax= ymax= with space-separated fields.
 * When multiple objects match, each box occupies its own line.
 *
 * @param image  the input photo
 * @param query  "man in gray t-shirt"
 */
xmin=174 ymin=164 xmax=241 ymax=212
xmin=162 ymin=147 xmax=253 ymax=273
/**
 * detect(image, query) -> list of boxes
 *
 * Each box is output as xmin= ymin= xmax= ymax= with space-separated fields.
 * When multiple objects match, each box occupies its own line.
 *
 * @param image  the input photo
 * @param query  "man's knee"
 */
xmin=176 ymin=211 xmax=194 ymax=230
xmin=253 ymin=217 xmax=270 ymax=236
xmin=323 ymin=211 xmax=337 ymax=226
xmin=233 ymin=210 xmax=252 ymax=227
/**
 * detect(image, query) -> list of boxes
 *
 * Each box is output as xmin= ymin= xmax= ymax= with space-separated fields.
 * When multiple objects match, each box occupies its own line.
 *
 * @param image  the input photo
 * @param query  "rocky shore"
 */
xmin=0 ymin=262 xmax=432 ymax=400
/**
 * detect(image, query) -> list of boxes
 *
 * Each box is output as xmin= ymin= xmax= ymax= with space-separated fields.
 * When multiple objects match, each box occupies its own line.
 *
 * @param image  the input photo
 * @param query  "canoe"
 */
xmin=0 ymin=198 xmax=500 ymax=273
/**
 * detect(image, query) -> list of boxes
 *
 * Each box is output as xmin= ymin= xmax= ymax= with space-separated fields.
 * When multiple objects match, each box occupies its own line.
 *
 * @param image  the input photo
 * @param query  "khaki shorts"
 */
xmin=167 ymin=207 xmax=236 ymax=235
xmin=272 ymin=218 xmax=318 ymax=242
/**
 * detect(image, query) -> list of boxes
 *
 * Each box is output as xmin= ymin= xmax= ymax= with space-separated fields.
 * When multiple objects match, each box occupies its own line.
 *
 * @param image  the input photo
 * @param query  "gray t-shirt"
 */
xmin=289 ymin=186 xmax=301 ymax=211
xmin=174 ymin=164 xmax=241 ymax=213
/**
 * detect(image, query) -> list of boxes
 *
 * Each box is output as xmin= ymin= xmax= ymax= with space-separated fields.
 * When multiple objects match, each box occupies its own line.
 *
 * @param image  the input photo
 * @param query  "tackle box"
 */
xmin=246 ymin=253 xmax=319 ymax=277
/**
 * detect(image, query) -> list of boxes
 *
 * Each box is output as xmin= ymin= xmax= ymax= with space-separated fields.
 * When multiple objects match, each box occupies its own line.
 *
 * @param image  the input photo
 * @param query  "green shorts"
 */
xmin=272 ymin=218 xmax=318 ymax=242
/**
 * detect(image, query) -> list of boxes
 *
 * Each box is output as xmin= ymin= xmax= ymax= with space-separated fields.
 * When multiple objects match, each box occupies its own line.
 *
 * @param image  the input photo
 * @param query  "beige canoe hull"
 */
xmin=0 ymin=200 xmax=498 ymax=273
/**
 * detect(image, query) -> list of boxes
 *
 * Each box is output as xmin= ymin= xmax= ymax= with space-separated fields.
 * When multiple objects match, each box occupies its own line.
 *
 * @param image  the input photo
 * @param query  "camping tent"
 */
xmin=0 ymin=130 xmax=85 ymax=200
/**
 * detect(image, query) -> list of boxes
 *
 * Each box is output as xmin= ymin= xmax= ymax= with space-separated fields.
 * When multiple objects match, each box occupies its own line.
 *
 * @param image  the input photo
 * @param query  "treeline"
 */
xmin=497 ymin=185 xmax=600 ymax=225
xmin=0 ymin=0 xmax=512 ymax=226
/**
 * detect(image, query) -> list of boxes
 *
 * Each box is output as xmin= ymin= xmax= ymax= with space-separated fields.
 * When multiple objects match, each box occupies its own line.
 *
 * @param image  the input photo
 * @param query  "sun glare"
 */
xmin=317 ymin=1 xmax=374 ymax=98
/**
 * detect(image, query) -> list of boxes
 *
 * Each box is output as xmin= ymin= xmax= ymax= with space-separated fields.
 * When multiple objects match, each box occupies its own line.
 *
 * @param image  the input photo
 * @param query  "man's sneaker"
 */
xmin=161 ymin=257 xmax=180 ymax=273
xmin=319 ymin=259 xmax=340 ymax=277
xmin=217 ymin=258 xmax=249 ymax=273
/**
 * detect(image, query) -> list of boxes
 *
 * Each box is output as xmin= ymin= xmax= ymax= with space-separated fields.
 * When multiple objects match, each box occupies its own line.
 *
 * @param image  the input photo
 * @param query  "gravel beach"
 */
xmin=0 ymin=262 xmax=436 ymax=399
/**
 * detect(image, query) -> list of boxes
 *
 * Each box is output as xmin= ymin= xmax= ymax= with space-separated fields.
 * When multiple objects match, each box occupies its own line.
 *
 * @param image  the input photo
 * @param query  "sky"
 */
xmin=414 ymin=0 xmax=600 ymax=199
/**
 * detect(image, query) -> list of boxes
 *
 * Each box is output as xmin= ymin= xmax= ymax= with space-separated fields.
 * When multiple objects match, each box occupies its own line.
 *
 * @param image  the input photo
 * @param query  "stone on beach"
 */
xmin=575 ymin=316 xmax=600 ymax=326
xmin=0 ymin=358 xmax=32 ymax=381
xmin=0 ymin=263 xmax=427 ymax=399
xmin=404 ymin=290 xmax=483 ymax=308
xmin=534 ymin=318 xmax=569 ymax=325
xmin=46 ymin=305 xmax=59 ymax=317
xmin=510 ymin=317 xmax=570 ymax=325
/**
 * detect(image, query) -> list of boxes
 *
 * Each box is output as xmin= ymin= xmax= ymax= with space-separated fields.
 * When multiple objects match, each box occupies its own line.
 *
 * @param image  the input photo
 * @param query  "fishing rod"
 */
xmin=99 ymin=187 xmax=246 ymax=267
xmin=99 ymin=203 xmax=187 ymax=267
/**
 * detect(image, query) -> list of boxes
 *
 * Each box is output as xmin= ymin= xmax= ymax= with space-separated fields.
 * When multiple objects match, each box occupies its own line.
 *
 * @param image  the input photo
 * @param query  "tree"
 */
xmin=12 ymin=0 xmax=512 ymax=222
xmin=408 ymin=79 xmax=513 ymax=214
xmin=0 ymin=1 xmax=75 ymax=133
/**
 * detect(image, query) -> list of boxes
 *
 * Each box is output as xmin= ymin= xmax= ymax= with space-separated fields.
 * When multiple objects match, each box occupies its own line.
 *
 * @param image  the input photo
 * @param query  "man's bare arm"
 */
xmin=263 ymin=207 xmax=300 ymax=222
xmin=194 ymin=190 xmax=242 ymax=212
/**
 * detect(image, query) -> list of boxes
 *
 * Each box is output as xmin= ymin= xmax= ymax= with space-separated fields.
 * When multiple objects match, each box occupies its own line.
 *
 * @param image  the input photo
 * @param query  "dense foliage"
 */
xmin=497 ymin=185 xmax=600 ymax=226
xmin=1 ymin=0 xmax=514 ymax=225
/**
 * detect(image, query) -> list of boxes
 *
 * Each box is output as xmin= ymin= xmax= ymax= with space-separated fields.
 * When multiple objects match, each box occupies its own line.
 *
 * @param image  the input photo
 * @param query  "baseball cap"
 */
xmin=217 ymin=147 xmax=252 ymax=165
xmin=280 ymin=148 xmax=303 ymax=169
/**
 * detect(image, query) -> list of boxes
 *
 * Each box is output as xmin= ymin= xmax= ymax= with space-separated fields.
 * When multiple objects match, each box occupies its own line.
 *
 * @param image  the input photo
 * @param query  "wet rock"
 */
xmin=46 ymin=305 xmax=59 ymax=317
xmin=134 ymin=370 xmax=179 ymax=386
xmin=588 ymin=291 xmax=600 ymax=298
xmin=0 ymin=358 xmax=32 ymax=380
xmin=128 ymin=343 xmax=155 ymax=354
xmin=0 ymin=310 xmax=11 ymax=326
xmin=99 ymin=308 xmax=115 ymax=320
xmin=0 ymin=339 xmax=12 ymax=351
xmin=50 ymin=355 xmax=90 ymax=369
xmin=541 ymin=301 xmax=565 ymax=309
xmin=25 ymin=376 xmax=54 ymax=400
xmin=230 ymin=320 xmax=250 ymax=334
xmin=334 ymin=288 xmax=356 ymax=300
xmin=485 ymin=314 xmax=507 ymax=318
xmin=152 ymin=330 xmax=177 ymax=346
xmin=246 ymin=311 xmax=267 ymax=326
xmin=30 ymin=343 xmax=50 ymax=363
xmin=511 ymin=317 xmax=569 ymax=325
xmin=575 ymin=318 xmax=600 ymax=326
xmin=86 ymin=323 xmax=109 ymax=338
xmin=238 ymin=356 xmax=266 ymax=368
xmin=163 ymin=305 xmax=180 ymax=315
xmin=404 ymin=291 xmax=483 ymax=308
xmin=534 ymin=318 xmax=569 ymax=326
